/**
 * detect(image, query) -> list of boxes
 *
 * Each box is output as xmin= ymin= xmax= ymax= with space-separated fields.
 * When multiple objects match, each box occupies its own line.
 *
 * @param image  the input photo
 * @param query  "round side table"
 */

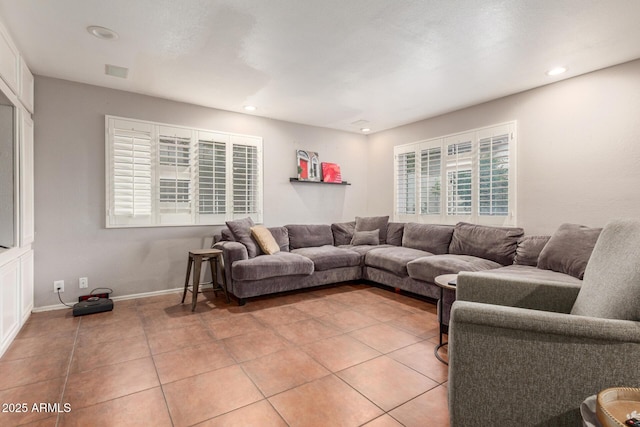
xmin=434 ymin=273 xmax=458 ymax=365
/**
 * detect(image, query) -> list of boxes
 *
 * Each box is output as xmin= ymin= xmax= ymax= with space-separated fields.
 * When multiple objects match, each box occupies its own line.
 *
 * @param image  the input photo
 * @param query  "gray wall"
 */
xmin=34 ymin=77 xmax=369 ymax=307
xmin=367 ymin=59 xmax=640 ymax=234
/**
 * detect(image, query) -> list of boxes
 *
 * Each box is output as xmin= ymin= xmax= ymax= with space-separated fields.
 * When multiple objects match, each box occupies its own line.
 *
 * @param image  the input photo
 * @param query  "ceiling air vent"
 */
xmin=105 ymin=64 xmax=129 ymax=79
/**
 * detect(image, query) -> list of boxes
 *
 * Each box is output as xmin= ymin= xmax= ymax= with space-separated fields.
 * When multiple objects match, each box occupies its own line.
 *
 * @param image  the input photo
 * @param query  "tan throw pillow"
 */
xmin=250 ymin=225 xmax=280 ymax=255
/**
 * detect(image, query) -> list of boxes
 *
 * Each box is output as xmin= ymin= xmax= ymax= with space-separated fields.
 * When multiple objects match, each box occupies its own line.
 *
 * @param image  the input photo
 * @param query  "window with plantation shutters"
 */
xmin=106 ymin=116 xmax=263 ymax=228
xmin=392 ymin=122 xmax=516 ymax=226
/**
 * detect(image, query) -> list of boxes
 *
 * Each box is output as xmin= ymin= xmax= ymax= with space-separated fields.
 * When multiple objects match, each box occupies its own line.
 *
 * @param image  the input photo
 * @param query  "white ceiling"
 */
xmin=1 ymin=0 xmax=640 ymax=133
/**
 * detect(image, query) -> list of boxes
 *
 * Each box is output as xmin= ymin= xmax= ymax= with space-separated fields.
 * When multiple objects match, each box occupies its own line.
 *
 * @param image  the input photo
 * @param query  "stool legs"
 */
xmin=209 ymin=256 xmax=230 ymax=304
xmin=181 ymin=255 xmax=193 ymax=304
xmin=191 ymin=255 xmax=202 ymax=311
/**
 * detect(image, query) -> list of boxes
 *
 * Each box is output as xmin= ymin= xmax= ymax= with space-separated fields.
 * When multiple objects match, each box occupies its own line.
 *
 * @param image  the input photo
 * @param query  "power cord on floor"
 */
xmin=57 ymin=289 xmax=74 ymax=308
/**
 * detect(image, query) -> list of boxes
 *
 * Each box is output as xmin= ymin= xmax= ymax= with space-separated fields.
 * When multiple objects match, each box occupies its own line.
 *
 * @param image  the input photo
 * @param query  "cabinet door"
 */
xmin=0 ymin=258 xmax=20 ymax=354
xmin=20 ymin=112 xmax=34 ymax=246
xmin=20 ymin=250 xmax=33 ymax=324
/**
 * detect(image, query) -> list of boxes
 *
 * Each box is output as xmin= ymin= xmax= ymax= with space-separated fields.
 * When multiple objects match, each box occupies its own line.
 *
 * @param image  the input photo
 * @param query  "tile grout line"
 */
xmin=136 ymin=298 xmax=177 ymax=427
xmin=55 ymin=309 xmax=81 ymax=427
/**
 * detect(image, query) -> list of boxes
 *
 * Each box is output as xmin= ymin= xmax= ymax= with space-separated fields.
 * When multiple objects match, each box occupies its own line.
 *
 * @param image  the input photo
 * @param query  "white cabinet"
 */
xmin=0 ymin=22 xmax=19 ymax=95
xmin=20 ymin=112 xmax=34 ymax=246
xmin=0 ymin=258 xmax=20 ymax=355
xmin=20 ymin=250 xmax=33 ymax=324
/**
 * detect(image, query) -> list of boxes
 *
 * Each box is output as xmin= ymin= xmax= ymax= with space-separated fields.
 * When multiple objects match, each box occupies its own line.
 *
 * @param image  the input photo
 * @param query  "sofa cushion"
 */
xmin=402 ymin=223 xmax=454 ymax=255
xmin=268 ymin=227 xmax=290 ymax=252
xmin=449 ymin=222 xmax=524 ymax=266
xmin=571 ymin=218 xmax=640 ymax=320
xmin=407 ymin=255 xmax=502 ymax=283
xmin=232 ymin=252 xmax=314 ymax=281
xmin=251 ymin=225 xmax=280 ymax=255
xmin=226 ymin=217 xmax=261 ymax=258
xmin=338 ymin=244 xmax=394 ymax=256
xmin=331 ymin=222 xmax=356 ymax=246
xmin=351 ymin=229 xmax=379 ymax=246
xmin=513 ymin=235 xmax=551 ymax=266
xmin=386 ymin=222 xmax=405 ymax=246
xmin=291 ymin=245 xmax=361 ymax=271
xmin=356 ymin=216 xmax=389 ymax=244
xmin=538 ymin=223 xmax=602 ymax=280
xmin=220 ymin=228 xmax=235 ymax=242
xmin=286 ymin=224 xmax=334 ymax=249
xmin=365 ymin=246 xmax=433 ymax=276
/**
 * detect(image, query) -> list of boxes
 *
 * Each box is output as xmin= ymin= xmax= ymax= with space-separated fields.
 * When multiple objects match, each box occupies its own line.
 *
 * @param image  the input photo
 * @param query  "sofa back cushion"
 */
xmin=286 ymin=224 xmax=334 ymax=249
xmin=513 ymin=235 xmax=551 ymax=266
xmin=402 ymin=223 xmax=454 ymax=255
xmin=537 ymin=223 xmax=601 ymax=280
xmin=331 ymin=222 xmax=356 ymax=246
xmin=386 ymin=222 xmax=405 ymax=246
xmin=355 ymin=216 xmax=389 ymax=244
xmin=268 ymin=226 xmax=290 ymax=252
xmin=449 ymin=222 xmax=524 ymax=266
xmin=571 ymin=218 xmax=640 ymax=320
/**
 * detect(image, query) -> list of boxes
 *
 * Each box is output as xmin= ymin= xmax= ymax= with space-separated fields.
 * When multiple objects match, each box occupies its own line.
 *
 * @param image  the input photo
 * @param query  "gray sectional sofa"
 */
xmin=214 ymin=217 xmax=600 ymax=317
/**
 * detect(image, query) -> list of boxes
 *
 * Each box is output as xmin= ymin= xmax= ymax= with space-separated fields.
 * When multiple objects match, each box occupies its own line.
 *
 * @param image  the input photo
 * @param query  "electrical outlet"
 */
xmin=79 ymin=277 xmax=88 ymax=289
xmin=54 ymin=280 xmax=64 ymax=293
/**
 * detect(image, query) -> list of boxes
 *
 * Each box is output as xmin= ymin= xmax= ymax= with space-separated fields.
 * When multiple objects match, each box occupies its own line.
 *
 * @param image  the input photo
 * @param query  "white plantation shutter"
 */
xmin=231 ymin=136 xmax=262 ymax=222
xmin=445 ymin=135 xmax=473 ymax=217
xmin=108 ymin=119 xmax=153 ymax=226
xmin=394 ymin=149 xmax=417 ymax=217
xmin=420 ymin=146 xmax=441 ymax=215
xmin=479 ymin=132 xmax=510 ymax=216
xmin=106 ymin=116 xmax=263 ymax=227
xmin=196 ymin=131 xmax=229 ymax=223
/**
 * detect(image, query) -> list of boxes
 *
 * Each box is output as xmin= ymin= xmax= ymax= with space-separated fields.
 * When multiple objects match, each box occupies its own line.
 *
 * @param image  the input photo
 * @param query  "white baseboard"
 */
xmin=32 ymin=287 xmax=183 ymax=313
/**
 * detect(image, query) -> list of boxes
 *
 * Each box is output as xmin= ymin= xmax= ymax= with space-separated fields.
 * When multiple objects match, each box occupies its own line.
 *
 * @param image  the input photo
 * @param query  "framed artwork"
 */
xmin=296 ymin=150 xmax=321 ymax=181
xmin=321 ymin=162 xmax=342 ymax=183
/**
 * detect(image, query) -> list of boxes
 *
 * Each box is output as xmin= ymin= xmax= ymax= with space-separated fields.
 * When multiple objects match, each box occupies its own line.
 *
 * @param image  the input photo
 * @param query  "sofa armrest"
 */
xmin=456 ymin=271 xmax=581 ymax=313
xmin=213 ymin=241 xmax=248 ymax=295
xmin=449 ymin=301 xmax=640 ymax=426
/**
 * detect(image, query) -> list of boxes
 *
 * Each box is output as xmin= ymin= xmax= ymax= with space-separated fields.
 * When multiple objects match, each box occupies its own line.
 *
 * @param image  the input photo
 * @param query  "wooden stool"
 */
xmin=181 ymin=248 xmax=229 ymax=311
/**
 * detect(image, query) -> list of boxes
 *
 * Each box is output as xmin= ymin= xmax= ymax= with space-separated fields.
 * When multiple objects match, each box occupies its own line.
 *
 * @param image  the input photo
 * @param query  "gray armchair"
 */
xmin=448 ymin=218 xmax=640 ymax=426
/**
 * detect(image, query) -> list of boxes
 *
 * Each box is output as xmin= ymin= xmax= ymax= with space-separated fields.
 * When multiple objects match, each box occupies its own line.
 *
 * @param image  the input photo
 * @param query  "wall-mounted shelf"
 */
xmin=289 ymin=178 xmax=351 ymax=186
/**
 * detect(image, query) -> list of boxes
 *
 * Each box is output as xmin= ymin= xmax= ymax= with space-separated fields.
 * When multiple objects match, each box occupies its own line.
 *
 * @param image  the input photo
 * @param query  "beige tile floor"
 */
xmin=0 ymin=283 xmax=449 ymax=427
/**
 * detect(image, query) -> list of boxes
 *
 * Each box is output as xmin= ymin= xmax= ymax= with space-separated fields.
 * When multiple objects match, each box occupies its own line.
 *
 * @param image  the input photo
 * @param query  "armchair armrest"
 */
xmin=457 ymin=271 xmax=581 ymax=313
xmin=449 ymin=301 xmax=640 ymax=426
xmin=213 ymin=241 xmax=248 ymax=295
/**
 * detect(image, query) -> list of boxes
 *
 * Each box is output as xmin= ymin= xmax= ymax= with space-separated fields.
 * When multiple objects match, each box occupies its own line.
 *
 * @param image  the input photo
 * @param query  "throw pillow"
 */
xmin=537 ymin=223 xmax=602 ymax=279
xmin=513 ymin=235 xmax=551 ymax=266
xmin=331 ymin=222 xmax=356 ymax=246
xmin=386 ymin=222 xmax=405 ymax=246
xmin=250 ymin=225 xmax=280 ymax=255
xmin=225 ymin=217 xmax=261 ymax=258
xmin=350 ymin=229 xmax=380 ymax=246
xmin=355 ymin=216 xmax=389 ymax=244
xmin=570 ymin=218 xmax=640 ymax=320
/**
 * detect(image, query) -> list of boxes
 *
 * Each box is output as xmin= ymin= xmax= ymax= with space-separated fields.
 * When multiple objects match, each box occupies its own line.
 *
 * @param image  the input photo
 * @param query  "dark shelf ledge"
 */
xmin=289 ymin=178 xmax=351 ymax=186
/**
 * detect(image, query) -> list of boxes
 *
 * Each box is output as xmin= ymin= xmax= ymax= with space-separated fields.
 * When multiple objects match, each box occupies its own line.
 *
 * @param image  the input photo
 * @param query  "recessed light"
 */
xmin=361 ymin=128 xmax=371 ymax=132
xmin=87 ymin=25 xmax=119 ymax=40
xmin=546 ymin=67 xmax=567 ymax=76
xmin=243 ymin=105 xmax=257 ymax=111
